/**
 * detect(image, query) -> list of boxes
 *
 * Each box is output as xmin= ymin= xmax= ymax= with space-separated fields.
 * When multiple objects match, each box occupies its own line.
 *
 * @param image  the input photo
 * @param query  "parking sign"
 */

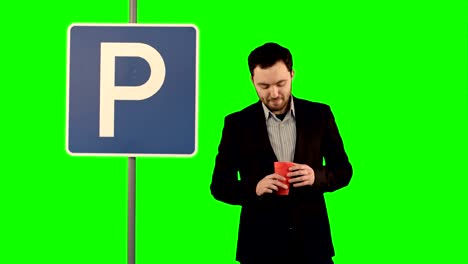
xmin=67 ymin=24 xmax=198 ymax=156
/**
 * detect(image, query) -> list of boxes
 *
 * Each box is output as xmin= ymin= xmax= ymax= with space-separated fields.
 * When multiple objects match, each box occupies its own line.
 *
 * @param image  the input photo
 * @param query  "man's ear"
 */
xmin=291 ymin=70 xmax=295 ymax=79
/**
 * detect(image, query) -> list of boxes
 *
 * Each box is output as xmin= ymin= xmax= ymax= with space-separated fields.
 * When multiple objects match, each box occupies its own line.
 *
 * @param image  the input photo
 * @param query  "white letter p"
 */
xmin=99 ymin=42 xmax=166 ymax=137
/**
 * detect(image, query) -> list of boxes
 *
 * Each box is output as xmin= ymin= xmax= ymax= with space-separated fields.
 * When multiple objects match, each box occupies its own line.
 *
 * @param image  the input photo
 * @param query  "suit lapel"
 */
xmin=251 ymin=101 xmax=278 ymax=162
xmin=293 ymin=98 xmax=307 ymax=163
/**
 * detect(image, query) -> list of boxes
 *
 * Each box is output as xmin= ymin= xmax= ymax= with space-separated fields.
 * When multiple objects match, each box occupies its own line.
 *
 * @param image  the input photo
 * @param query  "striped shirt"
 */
xmin=261 ymin=98 xmax=297 ymax=162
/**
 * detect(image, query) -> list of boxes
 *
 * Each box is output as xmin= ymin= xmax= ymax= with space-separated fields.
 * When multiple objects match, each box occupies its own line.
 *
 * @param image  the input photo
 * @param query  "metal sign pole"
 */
xmin=128 ymin=2 xmax=137 ymax=264
xmin=130 ymin=0 xmax=137 ymax=24
xmin=128 ymin=157 xmax=136 ymax=264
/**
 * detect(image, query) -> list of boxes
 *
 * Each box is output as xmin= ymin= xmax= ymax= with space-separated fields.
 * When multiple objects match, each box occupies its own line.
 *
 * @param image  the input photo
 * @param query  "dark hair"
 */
xmin=248 ymin=42 xmax=293 ymax=76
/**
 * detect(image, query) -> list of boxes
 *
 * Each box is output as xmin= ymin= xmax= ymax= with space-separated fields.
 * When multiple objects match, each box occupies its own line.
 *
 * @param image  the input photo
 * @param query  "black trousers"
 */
xmin=240 ymin=227 xmax=334 ymax=264
xmin=240 ymin=258 xmax=334 ymax=264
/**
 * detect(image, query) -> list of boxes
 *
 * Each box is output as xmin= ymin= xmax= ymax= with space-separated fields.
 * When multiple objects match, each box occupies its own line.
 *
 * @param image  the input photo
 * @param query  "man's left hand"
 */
xmin=287 ymin=163 xmax=315 ymax=187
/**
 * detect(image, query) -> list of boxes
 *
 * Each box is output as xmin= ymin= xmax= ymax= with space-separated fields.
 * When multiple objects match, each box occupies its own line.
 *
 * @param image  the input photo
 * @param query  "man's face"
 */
xmin=251 ymin=61 xmax=294 ymax=115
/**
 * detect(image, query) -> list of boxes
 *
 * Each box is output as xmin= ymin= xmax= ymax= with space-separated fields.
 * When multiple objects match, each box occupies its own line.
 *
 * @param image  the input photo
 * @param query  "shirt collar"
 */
xmin=262 ymin=96 xmax=296 ymax=120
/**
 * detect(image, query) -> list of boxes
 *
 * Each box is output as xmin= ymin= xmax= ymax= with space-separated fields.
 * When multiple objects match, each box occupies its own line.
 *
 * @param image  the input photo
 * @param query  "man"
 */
xmin=210 ymin=42 xmax=352 ymax=264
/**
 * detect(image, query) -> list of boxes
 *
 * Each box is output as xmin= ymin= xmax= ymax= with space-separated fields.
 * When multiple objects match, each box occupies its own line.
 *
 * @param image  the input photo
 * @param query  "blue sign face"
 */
xmin=67 ymin=24 xmax=198 ymax=156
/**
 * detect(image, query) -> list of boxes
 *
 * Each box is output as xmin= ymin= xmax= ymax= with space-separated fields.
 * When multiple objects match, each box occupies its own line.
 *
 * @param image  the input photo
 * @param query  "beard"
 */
xmin=266 ymin=95 xmax=290 ymax=114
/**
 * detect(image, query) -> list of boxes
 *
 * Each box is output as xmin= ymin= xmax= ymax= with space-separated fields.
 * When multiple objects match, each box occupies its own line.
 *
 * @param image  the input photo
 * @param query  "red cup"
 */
xmin=274 ymin=162 xmax=295 ymax=195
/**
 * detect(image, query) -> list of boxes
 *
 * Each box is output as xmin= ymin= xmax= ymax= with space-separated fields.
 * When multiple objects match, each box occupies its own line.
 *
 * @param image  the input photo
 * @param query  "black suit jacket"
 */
xmin=210 ymin=97 xmax=352 ymax=262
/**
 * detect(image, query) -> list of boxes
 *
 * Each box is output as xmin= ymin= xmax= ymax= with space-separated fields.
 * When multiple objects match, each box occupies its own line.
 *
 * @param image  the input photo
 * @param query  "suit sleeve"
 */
xmin=210 ymin=115 xmax=246 ymax=205
xmin=313 ymin=105 xmax=353 ymax=192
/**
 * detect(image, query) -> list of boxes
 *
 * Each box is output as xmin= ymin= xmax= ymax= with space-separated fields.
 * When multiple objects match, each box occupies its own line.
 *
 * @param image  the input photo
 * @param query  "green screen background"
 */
xmin=2 ymin=0 xmax=467 ymax=263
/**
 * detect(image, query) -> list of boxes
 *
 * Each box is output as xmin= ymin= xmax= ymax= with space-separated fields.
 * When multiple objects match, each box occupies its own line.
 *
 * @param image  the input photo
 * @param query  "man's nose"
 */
xmin=270 ymin=86 xmax=279 ymax=98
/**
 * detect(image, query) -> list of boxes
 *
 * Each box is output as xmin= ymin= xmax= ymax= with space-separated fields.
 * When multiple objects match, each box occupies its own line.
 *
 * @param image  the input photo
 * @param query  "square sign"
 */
xmin=67 ymin=24 xmax=198 ymax=156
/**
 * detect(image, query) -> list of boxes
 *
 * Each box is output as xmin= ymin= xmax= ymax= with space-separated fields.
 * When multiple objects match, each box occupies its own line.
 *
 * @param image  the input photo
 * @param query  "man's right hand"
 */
xmin=256 ymin=174 xmax=288 ymax=196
